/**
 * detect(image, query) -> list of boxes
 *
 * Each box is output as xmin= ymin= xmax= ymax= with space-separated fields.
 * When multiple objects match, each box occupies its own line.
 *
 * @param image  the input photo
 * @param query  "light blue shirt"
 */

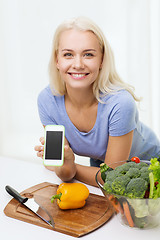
xmin=37 ymin=85 xmax=160 ymax=161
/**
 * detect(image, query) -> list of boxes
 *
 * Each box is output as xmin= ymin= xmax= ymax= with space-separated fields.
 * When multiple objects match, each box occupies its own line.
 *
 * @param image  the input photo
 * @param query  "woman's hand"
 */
xmin=34 ymin=137 xmax=73 ymax=160
xmin=55 ymin=143 xmax=76 ymax=181
xmin=34 ymin=137 xmax=76 ymax=181
xmin=34 ymin=137 xmax=44 ymax=159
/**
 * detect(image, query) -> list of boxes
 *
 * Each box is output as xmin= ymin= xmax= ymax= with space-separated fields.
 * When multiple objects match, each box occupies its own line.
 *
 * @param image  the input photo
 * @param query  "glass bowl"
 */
xmin=95 ymin=160 xmax=160 ymax=229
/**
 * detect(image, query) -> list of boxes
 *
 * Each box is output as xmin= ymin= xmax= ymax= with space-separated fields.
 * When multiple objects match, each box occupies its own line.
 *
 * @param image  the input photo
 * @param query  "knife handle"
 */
xmin=5 ymin=185 xmax=28 ymax=204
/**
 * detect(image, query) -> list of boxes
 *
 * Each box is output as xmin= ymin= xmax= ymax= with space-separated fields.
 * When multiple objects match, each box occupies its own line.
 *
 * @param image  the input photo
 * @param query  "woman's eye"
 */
xmin=84 ymin=53 xmax=94 ymax=57
xmin=64 ymin=53 xmax=72 ymax=57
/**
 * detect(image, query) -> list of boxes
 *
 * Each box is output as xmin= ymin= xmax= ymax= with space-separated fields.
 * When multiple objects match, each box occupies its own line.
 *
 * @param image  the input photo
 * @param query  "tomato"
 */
xmin=155 ymin=181 xmax=159 ymax=187
xmin=131 ymin=156 xmax=140 ymax=163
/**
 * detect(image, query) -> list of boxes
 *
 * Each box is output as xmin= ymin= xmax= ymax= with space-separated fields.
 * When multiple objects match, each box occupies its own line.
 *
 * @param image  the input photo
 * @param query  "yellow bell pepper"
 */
xmin=51 ymin=182 xmax=89 ymax=210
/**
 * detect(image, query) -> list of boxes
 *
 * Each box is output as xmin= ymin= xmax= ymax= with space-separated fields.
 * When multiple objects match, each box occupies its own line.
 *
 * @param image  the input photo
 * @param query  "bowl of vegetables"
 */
xmin=95 ymin=157 xmax=160 ymax=229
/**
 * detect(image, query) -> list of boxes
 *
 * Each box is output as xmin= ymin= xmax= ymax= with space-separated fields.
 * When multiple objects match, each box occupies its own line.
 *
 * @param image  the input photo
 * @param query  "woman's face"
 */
xmin=56 ymin=29 xmax=103 ymax=91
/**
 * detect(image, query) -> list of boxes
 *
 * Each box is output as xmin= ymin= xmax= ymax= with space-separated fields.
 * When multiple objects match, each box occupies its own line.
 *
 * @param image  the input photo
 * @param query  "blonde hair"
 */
xmin=49 ymin=16 xmax=139 ymax=102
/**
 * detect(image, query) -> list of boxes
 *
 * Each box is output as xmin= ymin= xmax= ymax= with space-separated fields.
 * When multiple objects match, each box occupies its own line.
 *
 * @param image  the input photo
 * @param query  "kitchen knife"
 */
xmin=5 ymin=185 xmax=54 ymax=228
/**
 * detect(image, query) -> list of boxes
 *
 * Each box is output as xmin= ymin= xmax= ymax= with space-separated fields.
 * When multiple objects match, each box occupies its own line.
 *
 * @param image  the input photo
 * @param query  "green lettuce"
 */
xmin=148 ymin=157 xmax=160 ymax=198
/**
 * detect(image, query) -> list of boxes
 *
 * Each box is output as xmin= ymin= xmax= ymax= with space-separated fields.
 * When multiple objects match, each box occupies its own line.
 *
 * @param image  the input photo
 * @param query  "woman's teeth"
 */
xmin=72 ymin=73 xmax=86 ymax=78
xmin=69 ymin=73 xmax=89 ymax=79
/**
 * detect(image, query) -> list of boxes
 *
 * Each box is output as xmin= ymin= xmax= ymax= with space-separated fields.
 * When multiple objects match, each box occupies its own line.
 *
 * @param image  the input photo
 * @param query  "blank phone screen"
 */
xmin=45 ymin=131 xmax=63 ymax=160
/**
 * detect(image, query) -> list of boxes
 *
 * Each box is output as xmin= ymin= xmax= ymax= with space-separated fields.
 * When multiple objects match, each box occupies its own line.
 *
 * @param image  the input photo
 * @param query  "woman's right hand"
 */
xmin=34 ymin=136 xmax=76 ymax=181
xmin=34 ymin=137 xmax=44 ymax=159
xmin=34 ymin=137 xmax=74 ymax=162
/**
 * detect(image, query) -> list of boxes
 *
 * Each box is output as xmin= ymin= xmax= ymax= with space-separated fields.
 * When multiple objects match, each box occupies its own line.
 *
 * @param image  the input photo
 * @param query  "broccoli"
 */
xmin=136 ymin=162 xmax=148 ymax=169
xmin=112 ymin=175 xmax=130 ymax=195
xmin=125 ymin=178 xmax=148 ymax=198
xmin=103 ymin=180 xmax=113 ymax=193
xmin=139 ymin=167 xmax=151 ymax=183
xmin=101 ymin=161 xmax=150 ymax=198
xmin=126 ymin=161 xmax=137 ymax=168
xmin=115 ymin=163 xmax=131 ymax=174
xmin=126 ymin=168 xmax=141 ymax=178
xmin=140 ymin=166 xmax=150 ymax=172
xmin=105 ymin=170 xmax=121 ymax=181
xmin=140 ymin=171 xmax=150 ymax=184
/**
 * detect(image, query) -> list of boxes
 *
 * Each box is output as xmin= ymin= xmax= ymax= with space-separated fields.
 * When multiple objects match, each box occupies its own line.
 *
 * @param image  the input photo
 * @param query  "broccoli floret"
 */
xmin=115 ymin=163 xmax=131 ymax=174
xmin=112 ymin=175 xmax=130 ymax=195
xmin=105 ymin=170 xmax=121 ymax=181
xmin=126 ymin=161 xmax=138 ymax=168
xmin=140 ymin=172 xmax=150 ymax=184
xmin=140 ymin=166 xmax=149 ymax=172
xmin=139 ymin=166 xmax=151 ymax=184
xmin=126 ymin=168 xmax=141 ymax=178
xmin=103 ymin=180 xmax=113 ymax=193
xmin=136 ymin=162 xmax=148 ymax=169
xmin=125 ymin=178 xmax=148 ymax=198
xmin=139 ymin=167 xmax=150 ymax=183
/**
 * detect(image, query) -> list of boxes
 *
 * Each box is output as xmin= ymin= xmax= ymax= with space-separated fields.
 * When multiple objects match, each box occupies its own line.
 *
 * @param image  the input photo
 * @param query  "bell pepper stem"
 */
xmin=51 ymin=193 xmax=62 ymax=203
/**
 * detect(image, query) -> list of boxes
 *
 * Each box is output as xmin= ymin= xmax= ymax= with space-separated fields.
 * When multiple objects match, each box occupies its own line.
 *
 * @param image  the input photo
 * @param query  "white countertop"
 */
xmin=0 ymin=156 xmax=159 ymax=240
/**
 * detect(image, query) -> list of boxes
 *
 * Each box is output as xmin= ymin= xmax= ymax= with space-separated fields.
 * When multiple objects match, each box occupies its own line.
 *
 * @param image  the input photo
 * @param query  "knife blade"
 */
xmin=5 ymin=185 xmax=54 ymax=228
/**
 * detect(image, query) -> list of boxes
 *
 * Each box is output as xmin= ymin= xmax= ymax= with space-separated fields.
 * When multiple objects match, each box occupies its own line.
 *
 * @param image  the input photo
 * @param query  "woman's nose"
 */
xmin=72 ymin=56 xmax=84 ymax=69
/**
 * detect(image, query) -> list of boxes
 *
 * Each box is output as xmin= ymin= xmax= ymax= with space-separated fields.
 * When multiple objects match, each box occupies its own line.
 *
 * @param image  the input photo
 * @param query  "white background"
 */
xmin=0 ymin=0 xmax=160 ymax=164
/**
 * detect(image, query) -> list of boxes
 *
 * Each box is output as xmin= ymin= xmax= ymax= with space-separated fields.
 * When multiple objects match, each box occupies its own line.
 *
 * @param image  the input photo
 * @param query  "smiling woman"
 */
xmin=0 ymin=1 xmax=160 ymax=169
xmin=48 ymin=17 xmax=139 ymax=102
xmin=34 ymin=16 xmax=160 ymax=186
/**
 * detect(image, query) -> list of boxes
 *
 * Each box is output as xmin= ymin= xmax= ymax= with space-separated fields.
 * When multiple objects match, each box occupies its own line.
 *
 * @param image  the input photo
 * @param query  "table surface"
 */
xmin=0 ymin=156 xmax=159 ymax=240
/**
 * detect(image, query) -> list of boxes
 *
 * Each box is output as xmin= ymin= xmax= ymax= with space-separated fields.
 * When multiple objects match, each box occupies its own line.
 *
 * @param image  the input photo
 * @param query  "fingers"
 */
xmin=37 ymin=150 xmax=43 ymax=159
xmin=39 ymin=137 xmax=44 ymax=145
xmin=34 ymin=145 xmax=44 ymax=159
xmin=63 ymin=138 xmax=75 ymax=162
xmin=35 ymin=136 xmax=74 ymax=161
xmin=64 ymin=144 xmax=75 ymax=161
xmin=34 ymin=137 xmax=44 ymax=159
xmin=34 ymin=145 xmax=44 ymax=152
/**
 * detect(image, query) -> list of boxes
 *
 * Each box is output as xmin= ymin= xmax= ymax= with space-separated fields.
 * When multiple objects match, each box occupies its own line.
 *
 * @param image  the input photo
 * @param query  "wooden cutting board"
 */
xmin=4 ymin=182 xmax=114 ymax=237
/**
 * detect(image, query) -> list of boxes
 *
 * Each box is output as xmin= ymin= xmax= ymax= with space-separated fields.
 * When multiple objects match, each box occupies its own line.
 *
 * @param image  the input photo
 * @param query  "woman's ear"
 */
xmin=55 ymin=50 xmax=60 ymax=69
xmin=56 ymin=63 xmax=59 ymax=70
xmin=56 ymin=56 xmax=59 ymax=70
xmin=99 ymin=53 xmax=104 ymax=70
xmin=99 ymin=60 xmax=103 ymax=70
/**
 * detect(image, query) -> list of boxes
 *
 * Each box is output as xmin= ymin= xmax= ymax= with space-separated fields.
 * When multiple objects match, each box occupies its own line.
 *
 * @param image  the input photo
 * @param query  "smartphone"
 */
xmin=43 ymin=125 xmax=65 ymax=166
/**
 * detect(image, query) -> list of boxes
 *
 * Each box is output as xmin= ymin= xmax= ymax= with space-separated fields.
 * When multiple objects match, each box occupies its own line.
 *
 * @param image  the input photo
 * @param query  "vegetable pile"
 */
xmin=100 ymin=157 xmax=160 ymax=228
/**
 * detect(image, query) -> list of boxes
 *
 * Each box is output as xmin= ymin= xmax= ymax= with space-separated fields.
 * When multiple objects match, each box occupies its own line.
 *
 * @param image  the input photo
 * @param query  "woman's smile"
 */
xmin=68 ymin=72 xmax=89 ymax=80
